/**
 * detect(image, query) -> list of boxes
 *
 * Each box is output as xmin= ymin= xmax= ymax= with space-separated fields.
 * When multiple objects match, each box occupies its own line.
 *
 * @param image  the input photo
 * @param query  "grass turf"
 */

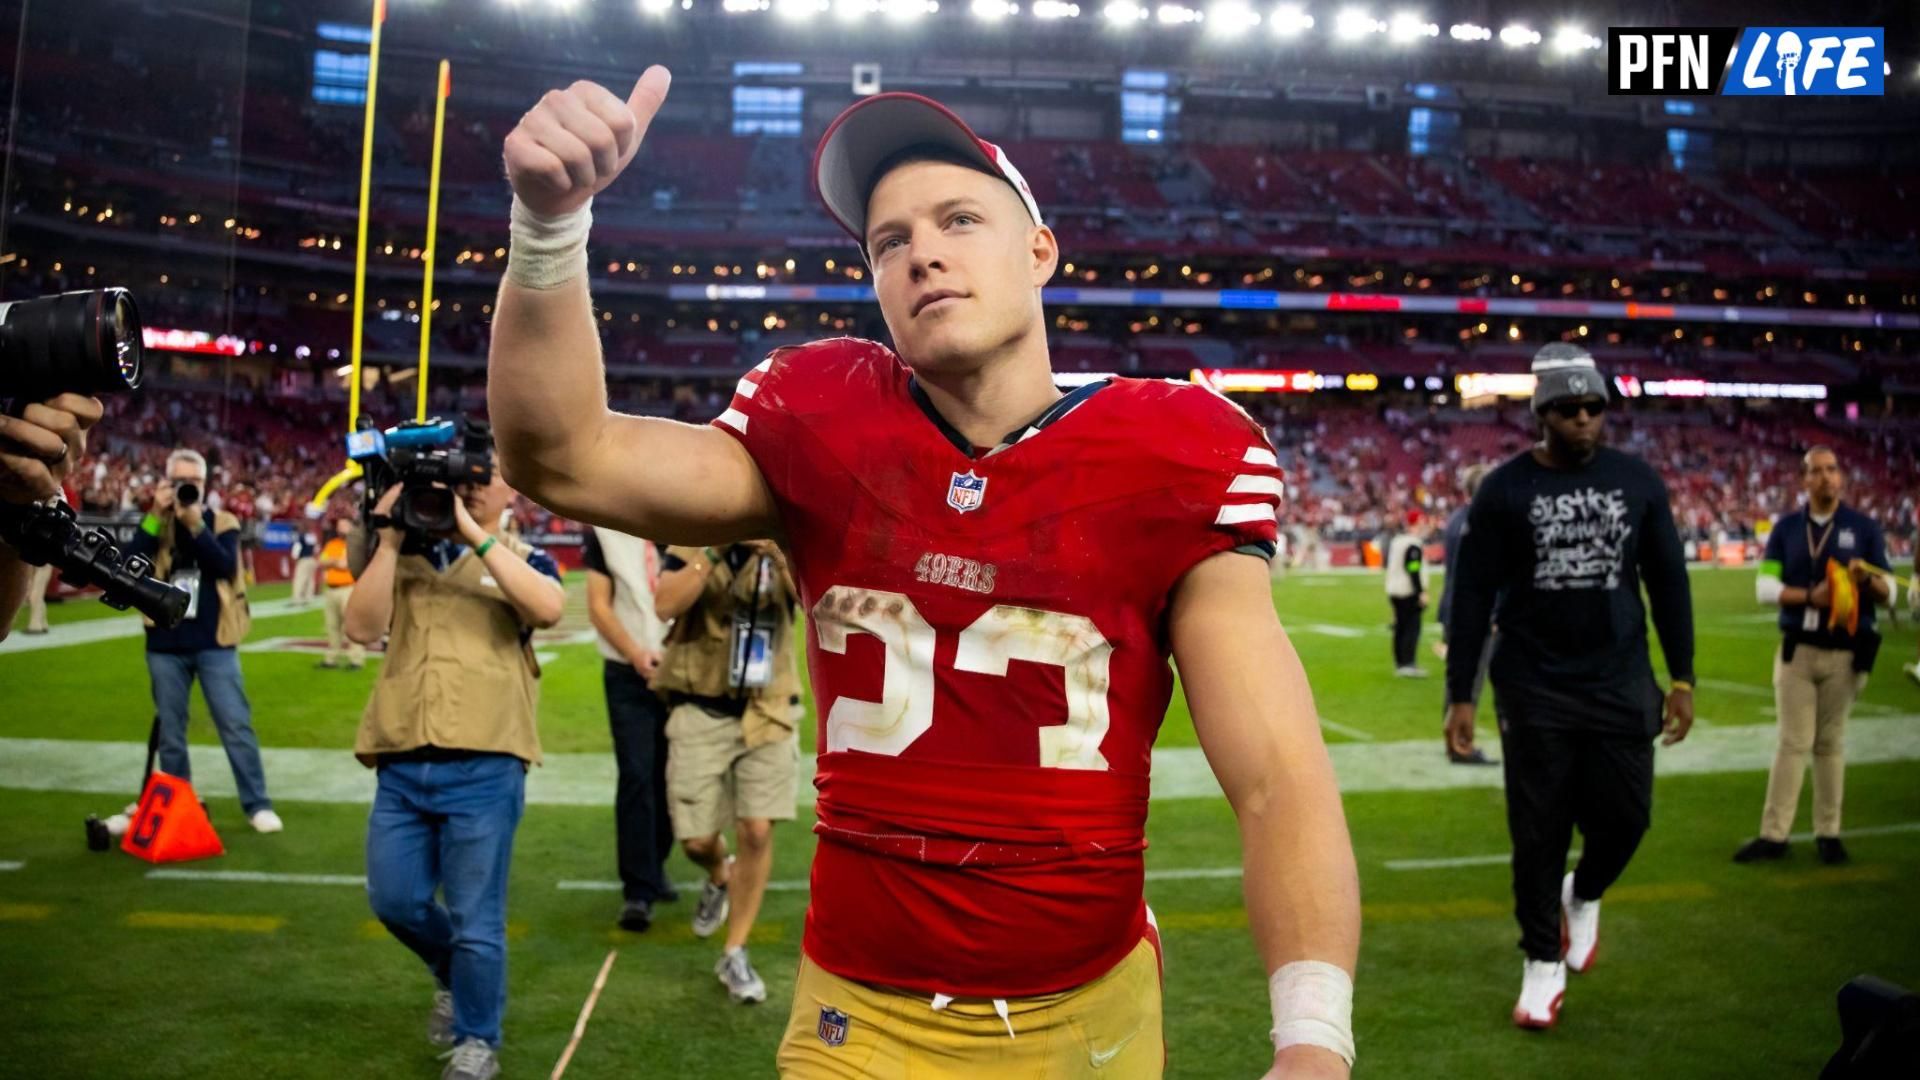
xmin=1 ymin=567 xmax=1917 ymax=1078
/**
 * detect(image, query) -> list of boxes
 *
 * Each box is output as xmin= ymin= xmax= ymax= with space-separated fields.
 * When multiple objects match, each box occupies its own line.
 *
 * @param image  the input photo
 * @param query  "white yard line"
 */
xmin=6 ymin=716 xmax=1919 ymax=807
xmin=1318 ymin=717 xmax=1378 ymax=742
xmin=1384 ymin=821 xmax=1920 ymax=871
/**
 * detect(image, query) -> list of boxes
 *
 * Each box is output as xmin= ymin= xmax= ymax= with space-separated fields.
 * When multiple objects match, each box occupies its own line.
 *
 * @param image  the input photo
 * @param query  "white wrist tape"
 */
xmin=506 ymin=195 xmax=591 ymax=290
xmin=1756 ymin=573 xmax=1785 ymax=606
xmin=1269 ymin=960 xmax=1355 ymax=1066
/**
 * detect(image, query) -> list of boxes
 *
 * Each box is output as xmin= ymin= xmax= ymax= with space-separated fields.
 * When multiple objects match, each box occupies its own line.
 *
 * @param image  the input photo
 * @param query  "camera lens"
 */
xmin=0 ymin=288 xmax=144 ymax=398
xmin=175 ymin=482 xmax=200 ymax=507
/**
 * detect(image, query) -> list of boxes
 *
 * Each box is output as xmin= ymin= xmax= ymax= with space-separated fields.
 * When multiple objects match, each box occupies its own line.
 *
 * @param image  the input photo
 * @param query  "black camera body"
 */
xmin=0 ymin=287 xmax=190 ymax=627
xmin=349 ymin=416 xmax=494 ymax=539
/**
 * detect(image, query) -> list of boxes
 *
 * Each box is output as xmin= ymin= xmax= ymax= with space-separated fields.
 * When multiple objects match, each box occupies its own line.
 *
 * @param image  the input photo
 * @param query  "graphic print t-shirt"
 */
xmin=1445 ymin=447 xmax=1695 ymax=735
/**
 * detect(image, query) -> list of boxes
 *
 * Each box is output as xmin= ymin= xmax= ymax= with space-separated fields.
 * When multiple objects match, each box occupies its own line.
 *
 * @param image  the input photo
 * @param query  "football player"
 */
xmin=490 ymin=67 xmax=1360 ymax=1078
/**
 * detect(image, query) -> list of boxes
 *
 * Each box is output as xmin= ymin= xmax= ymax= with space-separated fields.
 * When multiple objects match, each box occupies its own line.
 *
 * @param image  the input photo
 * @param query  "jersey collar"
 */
xmin=907 ymin=376 xmax=1111 ymax=460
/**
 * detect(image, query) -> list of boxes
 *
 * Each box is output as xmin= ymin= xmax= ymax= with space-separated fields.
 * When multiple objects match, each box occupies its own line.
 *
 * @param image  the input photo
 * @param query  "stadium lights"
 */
xmin=1448 ymin=22 xmax=1490 ymax=41
xmin=881 ymin=0 xmax=938 ymax=18
xmin=1270 ymin=3 xmax=1313 ymax=36
xmin=1500 ymin=23 xmax=1541 ymax=47
xmin=1032 ymin=0 xmax=1081 ymax=15
xmin=1552 ymin=25 xmax=1601 ymax=53
xmin=638 ymin=0 xmax=672 ymax=12
xmin=723 ymin=0 xmax=768 ymax=11
xmin=972 ymin=0 xmax=1018 ymax=18
xmin=1334 ymin=7 xmax=1381 ymax=40
xmin=1207 ymin=2 xmax=1260 ymax=33
xmin=1158 ymin=4 xmax=1203 ymax=25
xmin=834 ymin=0 xmax=867 ymax=19
xmin=1104 ymin=1 xmax=1149 ymax=23
xmin=776 ymin=0 xmax=828 ymax=17
xmin=1387 ymin=11 xmax=1438 ymax=42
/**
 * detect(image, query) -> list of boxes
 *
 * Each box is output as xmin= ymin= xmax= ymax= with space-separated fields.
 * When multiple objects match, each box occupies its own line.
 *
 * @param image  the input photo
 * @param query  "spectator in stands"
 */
xmin=124 ymin=448 xmax=280 ymax=834
xmin=344 ymin=471 xmax=565 ymax=1080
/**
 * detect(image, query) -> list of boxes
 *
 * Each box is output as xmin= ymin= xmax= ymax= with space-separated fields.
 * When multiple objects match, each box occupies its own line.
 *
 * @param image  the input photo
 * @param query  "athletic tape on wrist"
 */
xmin=1269 ymin=960 xmax=1355 ymax=1067
xmin=506 ymin=195 xmax=591 ymax=290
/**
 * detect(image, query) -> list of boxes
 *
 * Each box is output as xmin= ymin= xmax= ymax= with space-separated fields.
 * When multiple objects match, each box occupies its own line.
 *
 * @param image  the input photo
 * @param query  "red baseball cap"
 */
xmin=1406 ymin=508 xmax=1426 ymax=528
xmin=813 ymin=92 xmax=1044 ymax=250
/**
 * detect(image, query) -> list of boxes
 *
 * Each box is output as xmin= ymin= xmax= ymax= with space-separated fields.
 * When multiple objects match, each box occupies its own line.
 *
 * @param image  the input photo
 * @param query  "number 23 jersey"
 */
xmin=714 ymin=337 xmax=1281 ymax=998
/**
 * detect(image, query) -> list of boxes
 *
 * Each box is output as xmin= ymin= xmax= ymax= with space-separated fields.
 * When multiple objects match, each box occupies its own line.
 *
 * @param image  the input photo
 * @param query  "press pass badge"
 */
xmin=729 ymin=617 xmax=774 ymax=689
xmin=170 ymin=568 xmax=201 ymax=621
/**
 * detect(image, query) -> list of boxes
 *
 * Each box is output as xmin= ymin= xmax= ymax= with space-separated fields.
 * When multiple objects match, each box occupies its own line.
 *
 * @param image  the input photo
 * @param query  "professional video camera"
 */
xmin=348 ymin=416 xmax=494 ymax=541
xmin=0 ymin=288 xmax=189 ymax=627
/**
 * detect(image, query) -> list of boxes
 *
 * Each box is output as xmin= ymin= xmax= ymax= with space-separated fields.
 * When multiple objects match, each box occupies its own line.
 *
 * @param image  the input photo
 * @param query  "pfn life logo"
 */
xmin=1609 ymin=27 xmax=1884 ymax=96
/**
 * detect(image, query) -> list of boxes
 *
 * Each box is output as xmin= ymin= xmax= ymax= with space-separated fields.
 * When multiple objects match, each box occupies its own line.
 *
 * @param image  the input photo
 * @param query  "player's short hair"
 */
xmin=863 ymin=142 xmax=1020 ymax=222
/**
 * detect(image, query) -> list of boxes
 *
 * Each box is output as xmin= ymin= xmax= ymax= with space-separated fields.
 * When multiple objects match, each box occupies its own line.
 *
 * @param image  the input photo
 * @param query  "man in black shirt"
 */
xmin=1445 ymin=344 xmax=1695 ymax=1031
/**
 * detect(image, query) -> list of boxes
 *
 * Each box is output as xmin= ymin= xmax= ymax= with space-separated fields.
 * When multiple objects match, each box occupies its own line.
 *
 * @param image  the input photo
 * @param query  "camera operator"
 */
xmin=344 ymin=471 xmax=564 ymax=1080
xmin=0 ymin=393 xmax=102 ymax=641
xmin=124 ymin=448 xmax=280 ymax=834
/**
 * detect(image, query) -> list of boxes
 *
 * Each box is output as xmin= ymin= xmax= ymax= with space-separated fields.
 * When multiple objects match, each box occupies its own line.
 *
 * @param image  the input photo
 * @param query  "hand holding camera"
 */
xmin=0 ymin=393 xmax=103 ymax=507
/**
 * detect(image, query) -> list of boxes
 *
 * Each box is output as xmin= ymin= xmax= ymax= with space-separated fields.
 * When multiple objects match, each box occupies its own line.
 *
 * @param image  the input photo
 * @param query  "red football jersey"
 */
xmin=714 ymin=338 xmax=1282 ymax=998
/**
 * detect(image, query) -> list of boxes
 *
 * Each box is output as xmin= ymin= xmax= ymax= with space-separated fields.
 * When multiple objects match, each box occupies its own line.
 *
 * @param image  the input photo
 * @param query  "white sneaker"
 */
xmin=1905 ymin=661 xmax=1920 ymax=688
xmin=692 ymin=856 xmax=733 ymax=940
xmin=716 ymin=946 xmax=767 ymax=1004
xmin=1561 ymin=873 xmax=1600 ymax=973
xmin=1395 ymin=666 xmax=1430 ymax=678
xmin=1513 ymin=959 xmax=1566 ymax=1029
xmin=250 ymin=809 xmax=284 ymax=834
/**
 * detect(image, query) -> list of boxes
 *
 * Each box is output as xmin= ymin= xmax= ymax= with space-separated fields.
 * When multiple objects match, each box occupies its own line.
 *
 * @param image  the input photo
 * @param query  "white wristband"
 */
xmin=506 ymin=195 xmax=591 ymax=290
xmin=1269 ymin=960 xmax=1355 ymax=1067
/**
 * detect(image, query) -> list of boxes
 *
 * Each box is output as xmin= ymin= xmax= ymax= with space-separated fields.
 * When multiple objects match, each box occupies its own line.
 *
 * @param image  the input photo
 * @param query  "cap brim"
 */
xmin=813 ymin=93 xmax=1025 ymax=248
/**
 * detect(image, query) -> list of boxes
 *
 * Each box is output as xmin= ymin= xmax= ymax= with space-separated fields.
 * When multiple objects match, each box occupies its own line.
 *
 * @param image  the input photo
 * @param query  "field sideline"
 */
xmin=2 ymin=567 xmax=1916 ymax=1078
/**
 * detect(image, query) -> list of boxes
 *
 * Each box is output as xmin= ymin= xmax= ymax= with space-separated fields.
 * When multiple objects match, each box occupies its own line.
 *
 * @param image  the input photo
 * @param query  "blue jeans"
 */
xmin=146 ymin=648 xmax=272 ymax=815
xmin=366 ymin=754 xmax=526 ymax=1048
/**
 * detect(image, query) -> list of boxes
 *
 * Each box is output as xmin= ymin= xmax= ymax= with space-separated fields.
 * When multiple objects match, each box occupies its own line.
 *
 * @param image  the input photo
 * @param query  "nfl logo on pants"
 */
xmin=817 ymin=1006 xmax=850 ymax=1047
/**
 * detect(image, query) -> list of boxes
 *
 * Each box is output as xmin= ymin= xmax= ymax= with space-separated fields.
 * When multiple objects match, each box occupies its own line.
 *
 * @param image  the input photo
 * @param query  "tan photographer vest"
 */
xmin=144 ymin=509 xmax=251 ymax=647
xmin=651 ymin=545 xmax=802 ymax=750
xmin=353 ymin=536 xmax=544 ymax=767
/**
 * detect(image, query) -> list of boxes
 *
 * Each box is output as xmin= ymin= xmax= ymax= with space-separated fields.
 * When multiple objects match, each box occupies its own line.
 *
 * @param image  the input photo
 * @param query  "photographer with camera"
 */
xmin=123 ymin=448 xmax=280 ymax=834
xmin=344 ymin=463 xmax=564 ymax=1080
xmin=0 ymin=393 xmax=102 ymax=641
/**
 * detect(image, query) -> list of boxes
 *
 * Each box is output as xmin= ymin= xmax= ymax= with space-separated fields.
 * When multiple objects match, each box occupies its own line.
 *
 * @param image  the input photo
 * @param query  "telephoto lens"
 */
xmin=175 ymin=482 xmax=200 ymax=507
xmin=0 ymin=287 xmax=143 ymax=399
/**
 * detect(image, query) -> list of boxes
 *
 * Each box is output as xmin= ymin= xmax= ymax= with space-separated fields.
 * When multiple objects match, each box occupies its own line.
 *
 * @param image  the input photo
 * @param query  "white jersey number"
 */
xmin=812 ymin=586 xmax=1114 ymax=770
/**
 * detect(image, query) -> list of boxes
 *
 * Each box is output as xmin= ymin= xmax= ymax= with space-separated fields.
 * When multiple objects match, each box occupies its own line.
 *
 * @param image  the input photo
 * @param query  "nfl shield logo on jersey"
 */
xmin=947 ymin=470 xmax=988 ymax=514
xmin=817 ymin=1006 xmax=850 ymax=1047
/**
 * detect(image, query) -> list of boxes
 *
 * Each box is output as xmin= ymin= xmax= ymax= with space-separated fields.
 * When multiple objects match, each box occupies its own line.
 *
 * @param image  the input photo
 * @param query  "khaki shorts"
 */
xmin=776 ymin=936 xmax=1166 ymax=1079
xmin=665 ymin=702 xmax=798 ymax=839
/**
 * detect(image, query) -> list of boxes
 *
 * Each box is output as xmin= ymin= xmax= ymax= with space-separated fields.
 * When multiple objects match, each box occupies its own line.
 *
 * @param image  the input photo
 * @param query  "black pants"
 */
xmin=605 ymin=660 xmax=675 ymax=903
xmin=1499 ymin=721 xmax=1654 ymax=962
xmin=1391 ymin=596 xmax=1424 ymax=668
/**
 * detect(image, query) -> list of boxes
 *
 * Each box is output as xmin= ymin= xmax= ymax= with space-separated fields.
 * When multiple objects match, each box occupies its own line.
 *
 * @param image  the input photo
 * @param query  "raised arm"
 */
xmin=489 ymin=67 xmax=780 ymax=546
xmin=1171 ymin=551 xmax=1360 ymax=1078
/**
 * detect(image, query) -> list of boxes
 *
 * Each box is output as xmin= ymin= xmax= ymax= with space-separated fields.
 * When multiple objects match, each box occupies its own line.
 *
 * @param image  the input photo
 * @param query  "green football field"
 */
xmin=1 ymin=567 xmax=1917 ymax=1078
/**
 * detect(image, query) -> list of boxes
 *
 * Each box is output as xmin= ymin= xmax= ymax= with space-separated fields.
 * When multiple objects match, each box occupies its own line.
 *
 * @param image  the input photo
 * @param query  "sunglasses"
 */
xmin=1548 ymin=399 xmax=1609 ymax=420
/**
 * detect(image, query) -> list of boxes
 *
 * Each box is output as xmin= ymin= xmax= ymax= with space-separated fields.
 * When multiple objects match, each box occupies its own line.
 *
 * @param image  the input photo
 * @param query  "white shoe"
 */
xmin=1513 ymin=959 xmax=1566 ymax=1029
xmin=1394 ymin=666 xmax=1430 ymax=678
xmin=250 ymin=809 xmax=284 ymax=834
xmin=1905 ymin=661 xmax=1920 ymax=688
xmin=1561 ymin=873 xmax=1600 ymax=973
